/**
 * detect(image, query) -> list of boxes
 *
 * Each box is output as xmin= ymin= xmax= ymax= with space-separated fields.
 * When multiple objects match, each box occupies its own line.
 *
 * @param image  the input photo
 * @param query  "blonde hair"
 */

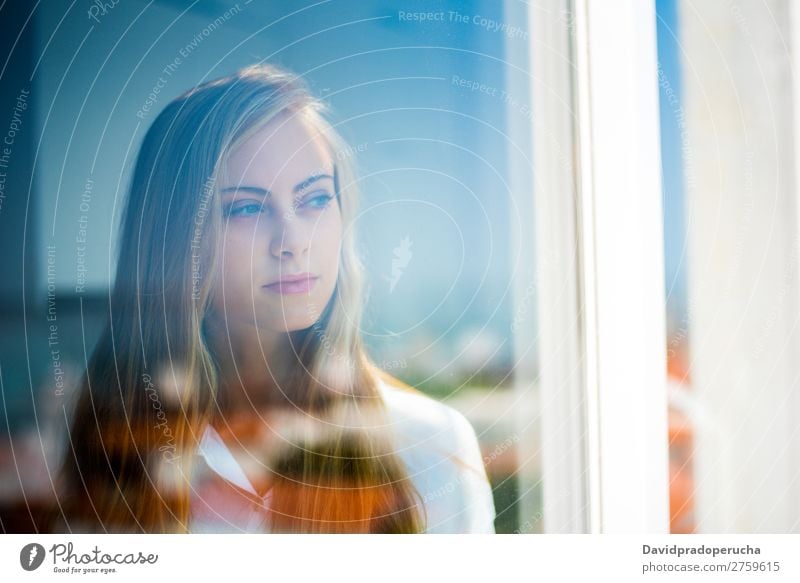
xmin=55 ymin=64 xmax=425 ymax=533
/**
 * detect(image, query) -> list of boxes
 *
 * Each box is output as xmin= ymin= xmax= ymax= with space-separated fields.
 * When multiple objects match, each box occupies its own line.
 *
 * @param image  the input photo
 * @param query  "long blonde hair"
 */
xmin=55 ymin=64 xmax=425 ymax=533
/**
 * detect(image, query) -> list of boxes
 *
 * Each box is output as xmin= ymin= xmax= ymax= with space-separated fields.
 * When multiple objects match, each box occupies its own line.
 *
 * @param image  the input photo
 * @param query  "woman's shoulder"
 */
xmin=375 ymin=375 xmax=497 ymax=533
xmin=376 ymin=376 xmax=481 ymax=463
xmin=375 ymin=375 xmax=493 ymax=491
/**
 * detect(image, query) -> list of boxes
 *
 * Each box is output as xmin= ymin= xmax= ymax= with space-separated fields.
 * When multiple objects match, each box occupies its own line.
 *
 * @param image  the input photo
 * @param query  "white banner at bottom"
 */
xmin=1 ymin=534 xmax=798 ymax=582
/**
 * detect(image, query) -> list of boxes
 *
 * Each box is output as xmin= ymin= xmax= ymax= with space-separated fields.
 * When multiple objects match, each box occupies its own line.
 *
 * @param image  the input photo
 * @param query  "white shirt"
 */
xmin=189 ymin=378 xmax=497 ymax=533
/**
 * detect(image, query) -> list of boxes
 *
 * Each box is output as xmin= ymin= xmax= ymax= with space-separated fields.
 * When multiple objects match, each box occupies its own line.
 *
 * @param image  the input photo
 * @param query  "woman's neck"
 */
xmin=205 ymin=317 xmax=297 ymax=416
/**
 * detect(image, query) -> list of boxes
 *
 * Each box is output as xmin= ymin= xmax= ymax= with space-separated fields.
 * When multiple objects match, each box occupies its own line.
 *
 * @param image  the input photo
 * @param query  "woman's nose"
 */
xmin=269 ymin=216 xmax=308 ymax=259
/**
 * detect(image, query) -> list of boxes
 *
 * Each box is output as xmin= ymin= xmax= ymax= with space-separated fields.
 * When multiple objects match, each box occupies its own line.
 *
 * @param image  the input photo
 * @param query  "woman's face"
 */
xmin=210 ymin=111 xmax=342 ymax=334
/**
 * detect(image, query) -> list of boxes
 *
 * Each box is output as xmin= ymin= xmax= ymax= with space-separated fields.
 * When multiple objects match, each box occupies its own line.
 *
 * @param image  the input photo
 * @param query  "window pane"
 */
xmin=0 ymin=0 xmax=547 ymax=534
xmin=657 ymin=0 xmax=800 ymax=533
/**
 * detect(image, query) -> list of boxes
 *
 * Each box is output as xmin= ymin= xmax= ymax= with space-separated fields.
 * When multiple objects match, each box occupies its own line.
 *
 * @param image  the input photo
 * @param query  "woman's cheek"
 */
xmin=221 ymin=236 xmax=252 ymax=296
xmin=322 ymin=207 xmax=343 ymax=257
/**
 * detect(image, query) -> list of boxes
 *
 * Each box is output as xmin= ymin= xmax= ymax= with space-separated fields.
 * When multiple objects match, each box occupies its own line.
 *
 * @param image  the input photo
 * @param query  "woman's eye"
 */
xmin=302 ymin=193 xmax=334 ymax=210
xmin=226 ymin=202 xmax=265 ymax=217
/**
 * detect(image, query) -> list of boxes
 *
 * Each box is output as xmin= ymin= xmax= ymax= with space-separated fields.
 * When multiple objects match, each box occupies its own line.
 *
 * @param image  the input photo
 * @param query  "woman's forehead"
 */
xmin=225 ymin=114 xmax=334 ymax=189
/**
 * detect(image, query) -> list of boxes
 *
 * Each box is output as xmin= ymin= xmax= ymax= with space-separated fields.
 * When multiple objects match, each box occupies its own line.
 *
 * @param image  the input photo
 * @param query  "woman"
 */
xmin=55 ymin=63 xmax=495 ymax=534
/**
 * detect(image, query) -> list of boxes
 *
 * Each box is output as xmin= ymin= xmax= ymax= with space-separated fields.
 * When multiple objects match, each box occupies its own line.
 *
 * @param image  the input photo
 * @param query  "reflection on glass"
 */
xmin=0 ymin=0 xmax=540 ymax=535
xmin=658 ymin=0 xmax=800 ymax=533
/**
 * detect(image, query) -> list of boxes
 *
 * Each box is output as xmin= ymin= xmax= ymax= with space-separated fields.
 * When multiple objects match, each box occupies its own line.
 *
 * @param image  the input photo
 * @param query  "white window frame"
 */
xmin=520 ymin=0 xmax=671 ymax=533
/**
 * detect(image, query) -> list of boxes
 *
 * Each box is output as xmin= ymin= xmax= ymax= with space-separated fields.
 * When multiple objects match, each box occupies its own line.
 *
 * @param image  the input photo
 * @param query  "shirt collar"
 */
xmin=196 ymin=378 xmax=395 ymax=500
xmin=196 ymin=423 xmax=260 ymax=497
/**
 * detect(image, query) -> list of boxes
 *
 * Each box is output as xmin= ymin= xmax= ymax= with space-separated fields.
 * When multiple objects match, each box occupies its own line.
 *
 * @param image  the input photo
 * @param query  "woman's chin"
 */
xmin=253 ymin=314 xmax=319 ymax=333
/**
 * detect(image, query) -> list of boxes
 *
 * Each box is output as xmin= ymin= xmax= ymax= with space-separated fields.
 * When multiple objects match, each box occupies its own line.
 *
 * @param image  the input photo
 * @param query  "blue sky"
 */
xmin=656 ymin=0 xmax=689 ymax=320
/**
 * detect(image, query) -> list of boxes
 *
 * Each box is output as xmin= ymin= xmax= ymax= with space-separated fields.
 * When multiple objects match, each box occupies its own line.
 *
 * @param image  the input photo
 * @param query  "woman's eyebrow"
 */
xmin=220 ymin=173 xmax=334 ymax=198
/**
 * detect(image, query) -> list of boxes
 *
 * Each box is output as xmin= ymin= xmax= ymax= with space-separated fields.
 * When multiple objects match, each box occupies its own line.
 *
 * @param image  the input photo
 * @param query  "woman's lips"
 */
xmin=263 ymin=276 xmax=318 ymax=295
